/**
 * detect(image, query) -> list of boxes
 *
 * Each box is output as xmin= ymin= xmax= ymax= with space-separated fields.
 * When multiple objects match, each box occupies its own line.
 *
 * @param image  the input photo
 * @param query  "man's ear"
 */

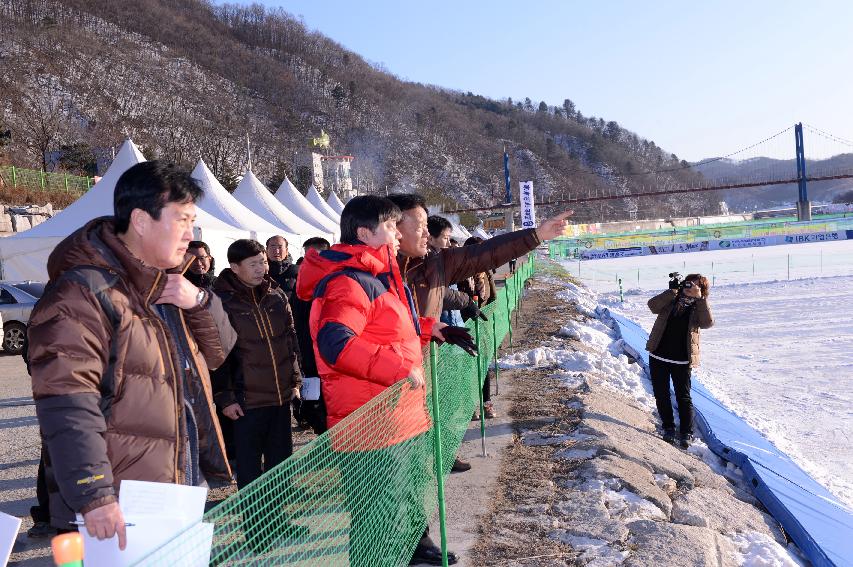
xmin=355 ymin=226 xmax=371 ymax=242
xmin=128 ymin=208 xmax=150 ymax=237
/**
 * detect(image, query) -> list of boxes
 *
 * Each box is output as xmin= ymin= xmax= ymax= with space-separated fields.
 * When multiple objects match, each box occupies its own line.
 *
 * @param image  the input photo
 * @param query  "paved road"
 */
xmin=0 ymin=353 xmax=51 ymax=566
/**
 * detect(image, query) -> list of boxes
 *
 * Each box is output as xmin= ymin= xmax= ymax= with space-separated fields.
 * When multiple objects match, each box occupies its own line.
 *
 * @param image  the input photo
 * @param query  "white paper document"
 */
xmin=301 ymin=376 xmax=321 ymax=400
xmin=80 ymin=480 xmax=211 ymax=567
xmin=0 ymin=511 xmax=21 ymax=567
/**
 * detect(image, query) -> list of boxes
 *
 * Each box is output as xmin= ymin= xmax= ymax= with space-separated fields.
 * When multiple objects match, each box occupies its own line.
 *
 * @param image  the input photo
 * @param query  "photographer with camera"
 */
xmin=645 ymin=273 xmax=714 ymax=448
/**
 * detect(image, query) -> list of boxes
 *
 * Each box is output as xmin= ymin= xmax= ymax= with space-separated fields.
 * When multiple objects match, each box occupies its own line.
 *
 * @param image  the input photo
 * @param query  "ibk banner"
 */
xmin=520 ymin=181 xmax=536 ymax=228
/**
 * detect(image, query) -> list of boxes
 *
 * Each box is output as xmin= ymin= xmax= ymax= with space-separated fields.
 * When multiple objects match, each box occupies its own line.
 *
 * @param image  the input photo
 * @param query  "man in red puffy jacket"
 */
xmin=296 ymin=195 xmax=464 ymax=566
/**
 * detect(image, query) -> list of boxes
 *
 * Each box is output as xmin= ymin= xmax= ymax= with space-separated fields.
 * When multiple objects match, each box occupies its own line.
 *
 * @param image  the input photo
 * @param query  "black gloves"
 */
xmin=668 ymin=279 xmax=680 ymax=290
xmin=460 ymin=300 xmax=488 ymax=321
xmin=436 ymin=325 xmax=478 ymax=356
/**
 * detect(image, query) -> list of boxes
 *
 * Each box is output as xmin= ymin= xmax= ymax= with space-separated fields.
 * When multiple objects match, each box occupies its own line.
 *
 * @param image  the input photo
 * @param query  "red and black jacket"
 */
xmin=296 ymin=243 xmax=434 ymax=441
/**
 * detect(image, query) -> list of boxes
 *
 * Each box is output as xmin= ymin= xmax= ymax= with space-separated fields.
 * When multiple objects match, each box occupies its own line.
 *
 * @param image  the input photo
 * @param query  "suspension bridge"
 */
xmin=450 ymin=122 xmax=853 ymax=220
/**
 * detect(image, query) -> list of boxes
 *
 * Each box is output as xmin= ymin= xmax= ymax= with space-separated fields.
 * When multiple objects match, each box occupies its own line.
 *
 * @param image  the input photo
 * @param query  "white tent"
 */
xmin=274 ymin=177 xmax=339 ymax=239
xmin=233 ymin=170 xmax=332 ymax=241
xmin=0 ymin=139 xmax=146 ymax=281
xmin=326 ymin=190 xmax=346 ymax=215
xmin=306 ymin=185 xmax=341 ymax=223
xmin=448 ymin=221 xmax=470 ymax=243
xmin=473 ymin=226 xmax=492 ymax=240
xmin=0 ymin=141 xmax=265 ymax=281
xmin=191 ymin=160 xmax=298 ymax=249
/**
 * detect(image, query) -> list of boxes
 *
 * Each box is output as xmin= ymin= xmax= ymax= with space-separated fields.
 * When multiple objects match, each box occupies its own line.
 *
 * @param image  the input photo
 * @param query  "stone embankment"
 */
xmin=0 ymin=204 xmax=55 ymax=235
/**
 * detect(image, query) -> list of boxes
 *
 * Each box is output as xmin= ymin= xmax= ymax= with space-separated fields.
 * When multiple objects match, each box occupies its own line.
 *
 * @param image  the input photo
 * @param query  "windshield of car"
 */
xmin=11 ymin=282 xmax=46 ymax=299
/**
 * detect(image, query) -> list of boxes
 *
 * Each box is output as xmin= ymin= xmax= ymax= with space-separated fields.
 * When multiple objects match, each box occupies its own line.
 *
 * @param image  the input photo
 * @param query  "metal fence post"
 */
xmin=492 ymin=316 xmax=499 ymax=396
xmin=40 ymin=170 xmax=45 ymax=189
xmin=474 ymin=311 xmax=486 ymax=457
xmin=504 ymin=276 xmax=513 ymax=354
xmin=428 ymin=342 xmax=450 ymax=567
xmin=11 ymin=166 xmax=16 ymax=188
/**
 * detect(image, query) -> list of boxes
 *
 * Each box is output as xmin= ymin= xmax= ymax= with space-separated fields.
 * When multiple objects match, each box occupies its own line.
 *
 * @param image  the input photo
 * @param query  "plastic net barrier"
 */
xmin=136 ymin=255 xmax=535 ymax=566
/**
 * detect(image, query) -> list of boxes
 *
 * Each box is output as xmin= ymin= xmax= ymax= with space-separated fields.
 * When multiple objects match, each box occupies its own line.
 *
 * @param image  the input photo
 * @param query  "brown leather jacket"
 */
xmin=645 ymin=290 xmax=714 ymax=367
xmin=399 ymin=228 xmax=540 ymax=320
xmin=29 ymin=218 xmax=233 ymax=527
xmin=458 ymin=270 xmax=498 ymax=306
xmin=212 ymin=269 xmax=302 ymax=410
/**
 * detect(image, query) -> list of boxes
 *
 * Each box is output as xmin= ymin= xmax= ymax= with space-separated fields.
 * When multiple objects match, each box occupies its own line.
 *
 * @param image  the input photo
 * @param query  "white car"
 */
xmin=0 ymin=281 xmax=45 ymax=355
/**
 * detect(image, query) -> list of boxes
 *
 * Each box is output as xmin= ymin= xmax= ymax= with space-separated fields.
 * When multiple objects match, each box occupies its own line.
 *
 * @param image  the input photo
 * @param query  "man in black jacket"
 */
xmin=289 ymin=236 xmax=330 ymax=433
xmin=267 ymin=235 xmax=299 ymax=299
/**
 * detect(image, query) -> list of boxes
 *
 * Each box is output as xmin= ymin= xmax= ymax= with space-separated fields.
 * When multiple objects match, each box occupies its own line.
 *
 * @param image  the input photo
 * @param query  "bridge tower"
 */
xmin=795 ymin=122 xmax=811 ymax=221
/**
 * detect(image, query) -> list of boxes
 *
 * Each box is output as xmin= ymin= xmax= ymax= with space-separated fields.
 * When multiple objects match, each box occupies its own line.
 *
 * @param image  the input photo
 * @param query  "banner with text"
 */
xmin=520 ymin=181 xmax=536 ymax=229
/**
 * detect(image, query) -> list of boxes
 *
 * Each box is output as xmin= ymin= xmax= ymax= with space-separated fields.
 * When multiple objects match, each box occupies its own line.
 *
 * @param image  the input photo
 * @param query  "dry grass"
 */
xmin=468 ymin=277 xmax=586 ymax=566
xmin=0 ymin=181 xmax=81 ymax=209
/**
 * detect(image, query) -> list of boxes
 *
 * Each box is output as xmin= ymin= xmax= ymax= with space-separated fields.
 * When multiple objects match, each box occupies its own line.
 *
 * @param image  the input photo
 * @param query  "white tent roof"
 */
xmin=306 ymin=185 xmax=341 ymax=223
xmin=472 ymin=226 xmax=491 ymax=240
xmin=191 ymin=160 xmax=295 ymax=243
xmin=0 ymin=142 xmax=254 ymax=281
xmin=326 ymin=190 xmax=345 ymax=215
xmin=274 ymin=177 xmax=339 ymax=237
xmin=233 ymin=170 xmax=331 ymax=239
xmin=9 ymin=139 xmax=146 ymax=239
xmin=0 ymin=139 xmax=147 ymax=280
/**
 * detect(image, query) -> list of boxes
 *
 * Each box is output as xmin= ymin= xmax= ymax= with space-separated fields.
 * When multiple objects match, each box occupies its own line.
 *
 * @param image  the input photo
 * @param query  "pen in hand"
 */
xmin=68 ymin=520 xmax=135 ymax=527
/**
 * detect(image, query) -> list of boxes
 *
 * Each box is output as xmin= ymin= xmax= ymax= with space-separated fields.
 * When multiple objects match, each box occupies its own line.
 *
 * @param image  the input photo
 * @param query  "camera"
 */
xmin=668 ymin=272 xmax=694 ymax=292
xmin=668 ymin=272 xmax=682 ymax=290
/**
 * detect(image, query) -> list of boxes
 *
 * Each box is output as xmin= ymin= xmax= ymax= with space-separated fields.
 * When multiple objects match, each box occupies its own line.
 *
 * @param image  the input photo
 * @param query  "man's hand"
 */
xmin=434 ymin=325 xmax=478 ymax=356
xmin=535 ymin=210 xmax=574 ymax=242
xmin=222 ymin=403 xmax=244 ymax=420
xmin=156 ymin=274 xmax=202 ymax=309
xmin=291 ymin=387 xmax=301 ymax=400
xmin=460 ymin=300 xmax=488 ymax=321
xmin=407 ymin=365 xmax=425 ymax=389
xmin=83 ymin=501 xmax=127 ymax=550
xmin=430 ymin=321 xmax=447 ymax=340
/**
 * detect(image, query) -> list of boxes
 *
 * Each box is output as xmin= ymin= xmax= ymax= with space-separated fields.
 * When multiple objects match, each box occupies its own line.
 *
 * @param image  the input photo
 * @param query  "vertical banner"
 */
xmin=503 ymin=147 xmax=512 ymax=205
xmin=520 ymin=181 xmax=536 ymax=228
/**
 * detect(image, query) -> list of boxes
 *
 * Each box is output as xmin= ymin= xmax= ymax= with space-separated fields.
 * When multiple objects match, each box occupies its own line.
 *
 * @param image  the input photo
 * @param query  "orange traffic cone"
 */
xmin=51 ymin=532 xmax=83 ymax=567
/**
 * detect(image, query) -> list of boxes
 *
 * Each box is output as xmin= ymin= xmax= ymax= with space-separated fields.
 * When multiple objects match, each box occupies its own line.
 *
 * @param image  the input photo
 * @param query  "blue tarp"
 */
xmin=599 ymin=307 xmax=853 ymax=567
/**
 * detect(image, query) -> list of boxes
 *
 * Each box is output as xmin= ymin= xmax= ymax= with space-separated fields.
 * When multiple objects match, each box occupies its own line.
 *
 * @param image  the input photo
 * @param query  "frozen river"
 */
xmin=561 ymin=238 xmax=853 ymax=510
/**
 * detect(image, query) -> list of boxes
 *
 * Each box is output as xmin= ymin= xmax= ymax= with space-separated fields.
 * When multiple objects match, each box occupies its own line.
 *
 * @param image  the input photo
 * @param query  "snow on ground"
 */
xmin=500 ymin=277 xmax=804 ymax=565
xmin=725 ymin=532 xmax=808 ymax=567
xmin=564 ymin=237 xmax=853 ymax=293
xmin=562 ymin=239 xmax=853 ymax=510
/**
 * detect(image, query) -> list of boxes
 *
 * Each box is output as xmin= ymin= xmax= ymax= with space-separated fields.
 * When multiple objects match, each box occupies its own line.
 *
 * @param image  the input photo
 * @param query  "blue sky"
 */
xmin=259 ymin=1 xmax=853 ymax=162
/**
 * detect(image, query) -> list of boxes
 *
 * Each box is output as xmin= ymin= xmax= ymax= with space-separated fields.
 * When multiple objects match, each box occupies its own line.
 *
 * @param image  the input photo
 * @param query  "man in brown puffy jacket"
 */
xmin=212 ymin=239 xmax=302 ymax=490
xmin=28 ymin=161 xmax=235 ymax=549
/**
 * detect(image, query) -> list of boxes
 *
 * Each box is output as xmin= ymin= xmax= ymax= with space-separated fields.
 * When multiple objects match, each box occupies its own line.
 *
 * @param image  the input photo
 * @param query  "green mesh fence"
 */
xmin=135 ymin=254 xmax=536 ymax=566
xmin=0 ymin=165 xmax=94 ymax=193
